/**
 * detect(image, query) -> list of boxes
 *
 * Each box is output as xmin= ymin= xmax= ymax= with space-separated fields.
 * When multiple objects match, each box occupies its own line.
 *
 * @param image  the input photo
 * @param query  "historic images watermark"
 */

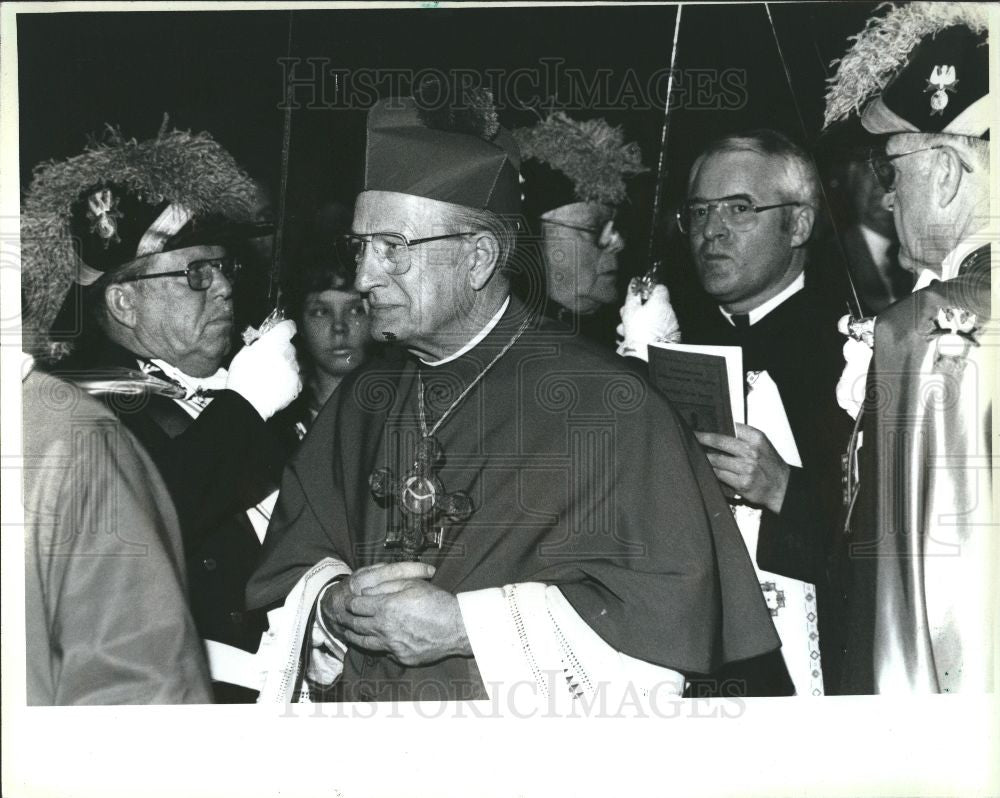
xmin=278 ymin=59 xmax=747 ymax=113
xmin=277 ymin=674 xmax=748 ymax=719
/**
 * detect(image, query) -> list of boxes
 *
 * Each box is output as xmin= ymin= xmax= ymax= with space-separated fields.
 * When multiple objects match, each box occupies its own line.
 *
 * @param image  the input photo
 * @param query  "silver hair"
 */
xmin=892 ymin=132 xmax=990 ymax=174
xmin=439 ymin=204 xmax=519 ymax=274
xmin=689 ymin=128 xmax=822 ymax=211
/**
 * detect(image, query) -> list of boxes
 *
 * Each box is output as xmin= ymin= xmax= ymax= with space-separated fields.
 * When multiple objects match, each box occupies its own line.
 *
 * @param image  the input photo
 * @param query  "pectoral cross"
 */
xmin=369 ymin=435 xmax=474 ymax=561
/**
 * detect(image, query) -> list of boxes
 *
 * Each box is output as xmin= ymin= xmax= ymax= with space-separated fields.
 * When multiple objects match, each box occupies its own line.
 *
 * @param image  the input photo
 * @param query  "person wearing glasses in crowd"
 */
xmin=512 ymin=112 xmax=647 ymax=348
xmin=619 ymin=129 xmax=854 ymax=696
xmin=247 ymin=78 xmax=781 ymax=706
xmin=824 ymin=3 xmax=993 ymax=695
xmin=33 ymin=123 xmax=302 ymax=702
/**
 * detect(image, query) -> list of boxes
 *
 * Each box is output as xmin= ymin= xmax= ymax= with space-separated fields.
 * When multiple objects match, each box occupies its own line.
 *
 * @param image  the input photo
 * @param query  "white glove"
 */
xmin=616 ymin=281 xmax=681 ymax=362
xmin=226 ymin=319 xmax=302 ymax=420
xmin=836 ymin=336 xmax=873 ymax=420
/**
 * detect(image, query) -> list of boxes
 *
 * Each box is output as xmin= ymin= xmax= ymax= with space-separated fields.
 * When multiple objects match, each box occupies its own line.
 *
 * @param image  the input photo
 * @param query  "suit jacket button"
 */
xmin=202 ymin=558 xmax=217 ymax=571
xmin=230 ymin=611 xmax=244 ymax=624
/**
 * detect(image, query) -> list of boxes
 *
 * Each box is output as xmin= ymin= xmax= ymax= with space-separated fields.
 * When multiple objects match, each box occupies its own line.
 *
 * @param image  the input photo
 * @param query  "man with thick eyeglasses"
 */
xmin=26 ymin=123 xmax=303 ymax=702
xmin=620 ymin=129 xmax=854 ymax=697
xmin=510 ymin=112 xmax=643 ymax=348
xmin=824 ymin=3 xmax=993 ymax=695
xmin=248 ymin=79 xmax=780 ymax=707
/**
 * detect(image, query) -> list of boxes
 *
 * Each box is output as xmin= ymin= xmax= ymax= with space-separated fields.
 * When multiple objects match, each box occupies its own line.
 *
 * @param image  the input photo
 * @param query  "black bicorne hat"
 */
xmin=824 ymin=4 xmax=990 ymax=139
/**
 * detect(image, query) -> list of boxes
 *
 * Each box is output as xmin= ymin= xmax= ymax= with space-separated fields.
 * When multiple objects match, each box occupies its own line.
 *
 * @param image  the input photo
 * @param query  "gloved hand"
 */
xmin=226 ymin=319 xmax=302 ymax=420
xmin=836 ymin=335 xmax=873 ymax=420
xmin=616 ymin=281 xmax=681 ymax=361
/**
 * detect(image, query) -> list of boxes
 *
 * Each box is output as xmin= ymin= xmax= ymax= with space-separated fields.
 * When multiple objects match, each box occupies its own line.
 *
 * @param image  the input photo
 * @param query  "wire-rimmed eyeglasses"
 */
xmin=867 ymin=145 xmax=974 ymax=193
xmin=676 ymin=195 xmax=799 ymax=234
xmin=336 ymin=231 xmax=476 ymax=276
xmin=115 ymin=256 xmax=242 ymax=291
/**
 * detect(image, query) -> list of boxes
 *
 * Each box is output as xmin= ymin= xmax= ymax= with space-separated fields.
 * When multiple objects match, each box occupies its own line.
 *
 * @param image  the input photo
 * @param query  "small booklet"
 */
xmin=647 ymin=342 xmax=744 ymax=436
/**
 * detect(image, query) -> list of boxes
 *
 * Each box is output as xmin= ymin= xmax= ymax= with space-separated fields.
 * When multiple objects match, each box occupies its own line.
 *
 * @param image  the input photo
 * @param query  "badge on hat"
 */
xmin=85 ymin=187 xmax=123 ymax=246
xmin=823 ymin=3 xmax=989 ymax=138
xmin=926 ymin=65 xmax=958 ymax=115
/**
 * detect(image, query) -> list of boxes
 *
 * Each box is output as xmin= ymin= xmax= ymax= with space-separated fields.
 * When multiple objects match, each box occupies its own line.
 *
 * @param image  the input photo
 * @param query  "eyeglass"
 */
xmin=676 ymin=195 xmax=799 ymax=234
xmin=867 ymin=145 xmax=974 ymax=193
xmin=336 ymin=231 xmax=477 ymax=276
xmin=541 ymin=218 xmax=604 ymax=244
xmin=116 ymin=256 xmax=243 ymax=291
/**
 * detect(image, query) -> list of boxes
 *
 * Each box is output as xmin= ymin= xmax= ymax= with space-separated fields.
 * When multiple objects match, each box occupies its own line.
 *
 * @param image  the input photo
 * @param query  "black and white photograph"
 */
xmin=1 ymin=2 xmax=996 ymax=796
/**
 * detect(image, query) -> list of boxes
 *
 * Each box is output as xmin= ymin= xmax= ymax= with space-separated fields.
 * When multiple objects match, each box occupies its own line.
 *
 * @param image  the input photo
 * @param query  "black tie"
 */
xmin=731 ymin=313 xmax=750 ymax=330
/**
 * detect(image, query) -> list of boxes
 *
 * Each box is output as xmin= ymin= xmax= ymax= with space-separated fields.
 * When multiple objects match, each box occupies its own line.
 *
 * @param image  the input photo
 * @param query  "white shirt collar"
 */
xmin=719 ymin=271 xmax=805 ymax=327
xmin=858 ymin=224 xmax=893 ymax=268
xmin=417 ymin=296 xmax=510 ymax=367
xmin=912 ymin=235 xmax=988 ymax=293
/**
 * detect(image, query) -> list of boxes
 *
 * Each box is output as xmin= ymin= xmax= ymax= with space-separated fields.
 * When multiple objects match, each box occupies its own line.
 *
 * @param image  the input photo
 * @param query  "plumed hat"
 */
xmin=513 ymin=112 xmax=648 ymax=221
xmin=824 ymin=3 xmax=990 ymax=138
xmin=363 ymin=77 xmax=521 ymax=216
xmin=21 ymin=117 xmax=267 ymax=359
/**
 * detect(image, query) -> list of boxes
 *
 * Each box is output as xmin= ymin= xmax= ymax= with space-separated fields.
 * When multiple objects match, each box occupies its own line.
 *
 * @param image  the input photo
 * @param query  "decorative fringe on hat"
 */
xmin=21 ymin=116 xmax=259 ymax=361
xmin=514 ymin=112 xmax=648 ymax=207
xmin=824 ymin=2 xmax=989 ymax=128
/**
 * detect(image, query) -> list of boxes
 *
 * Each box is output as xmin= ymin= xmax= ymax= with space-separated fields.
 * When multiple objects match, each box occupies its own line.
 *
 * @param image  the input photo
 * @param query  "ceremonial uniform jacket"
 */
xmin=23 ymin=369 xmax=212 ymax=704
xmin=55 ymin=341 xmax=293 ymax=661
xmin=841 ymin=243 xmax=993 ymax=694
xmin=247 ymin=297 xmax=781 ymax=702
xmin=676 ymin=267 xmax=854 ymax=694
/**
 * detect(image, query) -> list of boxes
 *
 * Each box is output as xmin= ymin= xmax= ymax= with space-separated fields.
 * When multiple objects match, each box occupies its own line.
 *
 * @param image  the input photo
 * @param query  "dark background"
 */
xmin=18 ymin=2 xmax=878 ymax=313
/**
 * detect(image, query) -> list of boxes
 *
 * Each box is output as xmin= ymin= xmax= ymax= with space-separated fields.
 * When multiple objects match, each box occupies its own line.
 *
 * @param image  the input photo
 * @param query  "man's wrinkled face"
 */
xmin=127 ymin=244 xmax=235 ymax=376
xmin=541 ymin=202 xmax=622 ymax=315
xmin=687 ymin=151 xmax=798 ymax=313
xmin=883 ymin=135 xmax=935 ymax=274
xmin=352 ymin=191 xmax=475 ymax=356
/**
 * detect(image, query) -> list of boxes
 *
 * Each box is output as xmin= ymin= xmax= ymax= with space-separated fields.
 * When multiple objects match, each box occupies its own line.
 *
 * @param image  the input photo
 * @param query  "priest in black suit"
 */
xmin=620 ymin=129 xmax=854 ymax=695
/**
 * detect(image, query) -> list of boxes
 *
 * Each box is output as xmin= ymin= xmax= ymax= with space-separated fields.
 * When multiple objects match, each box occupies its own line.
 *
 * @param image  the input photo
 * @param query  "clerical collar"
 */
xmin=416 ymin=296 xmax=511 ymax=367
xmin=913 ymin=235 xmax=990 ymax=292
xmin=718 ymin=272 xmax=805 ymax=328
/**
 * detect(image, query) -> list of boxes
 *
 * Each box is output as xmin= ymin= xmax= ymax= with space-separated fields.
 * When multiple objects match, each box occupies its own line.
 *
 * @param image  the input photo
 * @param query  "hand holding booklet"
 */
xmin=647 ymin=342 xmax=745 ymax=435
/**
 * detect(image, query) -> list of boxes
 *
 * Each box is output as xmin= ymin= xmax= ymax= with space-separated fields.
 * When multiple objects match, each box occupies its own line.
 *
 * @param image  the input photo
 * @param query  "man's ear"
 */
xmin=789 ymin=205 xmax=816 ymax=248
xmin=933 ymin=146 xmax=964 ymax=209
xmin=104 ymin=282 xmax=138 ymax=328
xmin=467 ymin=232 xmax=501 ymax=291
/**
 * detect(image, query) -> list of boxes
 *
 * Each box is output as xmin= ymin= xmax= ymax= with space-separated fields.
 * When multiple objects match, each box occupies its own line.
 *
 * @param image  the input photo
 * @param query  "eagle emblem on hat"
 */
xmin=925 ymin=65 xmax=959 ymax=115
xmin=85 ymin=187 xmax=123 ymax=247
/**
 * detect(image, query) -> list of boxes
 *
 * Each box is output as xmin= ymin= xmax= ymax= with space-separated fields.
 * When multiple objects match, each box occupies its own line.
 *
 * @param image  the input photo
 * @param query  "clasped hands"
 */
xmin=696 ymin=422 xmax=790 ymax=515
xmin=318 ymin=562 xmax=472 ymax=666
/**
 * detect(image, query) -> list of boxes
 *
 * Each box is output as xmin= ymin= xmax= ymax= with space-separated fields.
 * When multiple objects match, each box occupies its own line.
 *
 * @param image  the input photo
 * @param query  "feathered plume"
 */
xmin=824 ymin=2 xmax=989 ymax=128
xmin=514 ymin=112 xmax=648 ymax=206
xmin=21 ymin=117 xmax=259 ymax=360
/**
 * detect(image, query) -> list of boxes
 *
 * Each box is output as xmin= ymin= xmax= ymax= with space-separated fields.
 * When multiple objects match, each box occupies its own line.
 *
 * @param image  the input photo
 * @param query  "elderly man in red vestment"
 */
xmin=247 ymin=78 xmax=780 ymax=706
